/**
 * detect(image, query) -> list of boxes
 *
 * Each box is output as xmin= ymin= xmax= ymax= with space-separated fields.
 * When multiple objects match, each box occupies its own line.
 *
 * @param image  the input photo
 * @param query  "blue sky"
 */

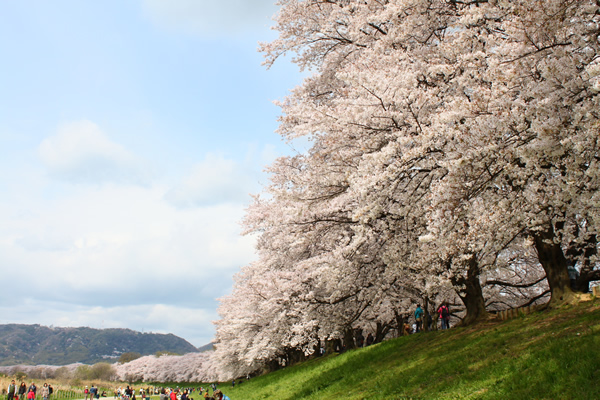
xmin=0 ymin=0 xmax=304 ymax=348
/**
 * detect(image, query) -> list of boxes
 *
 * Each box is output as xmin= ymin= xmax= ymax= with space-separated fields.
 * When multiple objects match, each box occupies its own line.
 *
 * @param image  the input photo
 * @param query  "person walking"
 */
xmin=28 ymin=383 xmax=37 ymax=400
xmin=18 ymin=382 xmax=27 ymax=400
xmin=41 ymin=384 xmax=49 ymax=400
xmin=438 ymin=302 xmax=450 ymax=330
xmin=8 ymin=380 xmax=17 ymax=400
xmin=414 ymin=304 xmax=424 ymax=332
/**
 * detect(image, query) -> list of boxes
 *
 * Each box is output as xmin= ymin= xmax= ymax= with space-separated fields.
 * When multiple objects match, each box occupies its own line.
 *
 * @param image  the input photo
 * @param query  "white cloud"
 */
xmin=4 ymin=121 xmax=271 ymax=349
xmin=3 ymin=184 xmax=255 ymax=292
xmin=141 ymin=0 xmax=278 ymax=37
xmin=38 ymin=120 xmax=151 ymax=185
xmin=165 ymin=153 xmax=260 ymax=207
xmin=0 ymin=154 xmax=258 ymax=345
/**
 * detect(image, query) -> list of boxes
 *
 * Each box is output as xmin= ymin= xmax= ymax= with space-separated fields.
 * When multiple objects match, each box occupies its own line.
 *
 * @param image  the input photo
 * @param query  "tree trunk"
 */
xmin=533 ymin=223 xmax=573 ymax=304
xmin=374 ymin=321 xmax=389 ymax=343
xmin=453 ymin=255 xmax=488 ymax=325
xmin=394 ymin=309 xmax=403 ymax=337
xmin=423 ymin=297 xmax=431 ymax=332
xmin=343 ymin=327 xmax=356 ymax=351
xmin=264 ymin=358 xmax=281 ymax=374
xmin=325 ymin=338 xmax=337 ymax=355
xmin=575 ymin=234 xmax=597 ymax=293
xmin=286 ymin=348 xmax=307 ymax=365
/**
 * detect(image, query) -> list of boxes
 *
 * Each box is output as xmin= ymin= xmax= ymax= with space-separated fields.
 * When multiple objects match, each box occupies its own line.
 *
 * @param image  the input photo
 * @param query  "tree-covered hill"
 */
xmin=0 ymin=324 xmax=198 ymax=366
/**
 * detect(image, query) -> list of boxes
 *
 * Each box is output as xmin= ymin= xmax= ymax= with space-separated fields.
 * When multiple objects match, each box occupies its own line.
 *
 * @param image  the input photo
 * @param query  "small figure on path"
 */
xmin=414 ymin=304 xmax=424 ymax=332
xmin=437 ymin=302 xmax=450 ymax=330
xmin=568 ymin=265 xmax=579 ymax=291
xmin=403 ymin=320 xmax=412 ymax=335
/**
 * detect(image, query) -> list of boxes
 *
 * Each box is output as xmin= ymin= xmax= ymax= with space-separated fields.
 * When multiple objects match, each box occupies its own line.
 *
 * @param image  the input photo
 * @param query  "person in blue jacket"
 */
xmin=213 ymin=390 xmax=230 ymax=400
xmin=414 ymin=304 xmax=424 ymax=332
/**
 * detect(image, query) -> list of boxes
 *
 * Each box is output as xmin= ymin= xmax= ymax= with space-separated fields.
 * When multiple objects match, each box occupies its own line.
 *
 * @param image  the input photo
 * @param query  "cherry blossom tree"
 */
xmin=210 ymin=0 xmax=600 ymax=378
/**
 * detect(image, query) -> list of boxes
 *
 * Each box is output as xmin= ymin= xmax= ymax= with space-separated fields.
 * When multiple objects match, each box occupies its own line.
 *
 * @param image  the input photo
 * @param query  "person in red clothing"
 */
xmin=169 ymin=389 xmax=177 ymax=400
xmin=437 ymin=302 xmax=450 ymax=330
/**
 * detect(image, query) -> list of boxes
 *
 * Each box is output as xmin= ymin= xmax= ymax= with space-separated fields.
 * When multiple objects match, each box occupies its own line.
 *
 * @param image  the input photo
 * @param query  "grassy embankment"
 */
xmin=222 ymin=300 xmax=600 ymax=400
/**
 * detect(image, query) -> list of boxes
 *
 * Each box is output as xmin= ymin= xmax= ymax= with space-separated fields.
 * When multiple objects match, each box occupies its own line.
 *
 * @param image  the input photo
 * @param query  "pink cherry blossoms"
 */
xmin=207 ymin=0 xmax=600 ymax=380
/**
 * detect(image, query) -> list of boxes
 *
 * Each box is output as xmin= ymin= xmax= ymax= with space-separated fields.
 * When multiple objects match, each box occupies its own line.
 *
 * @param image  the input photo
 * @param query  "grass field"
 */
xmin=219 ymin=300 xmax=600 ymax=400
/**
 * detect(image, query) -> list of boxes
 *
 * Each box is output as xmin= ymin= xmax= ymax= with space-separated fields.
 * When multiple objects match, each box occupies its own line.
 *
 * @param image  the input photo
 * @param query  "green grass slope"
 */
xmin=222 ymin=300 xmax=600 ymax=400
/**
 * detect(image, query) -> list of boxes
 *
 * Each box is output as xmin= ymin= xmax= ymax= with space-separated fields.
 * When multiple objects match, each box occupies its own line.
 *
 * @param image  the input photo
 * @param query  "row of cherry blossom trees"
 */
xmin=210 ymin=0 xmax=600 ymax=380
xmin=113 ymin=353 xmax=218 ymax=383
xmin=0 ymin=356 xmax=219 ymax=383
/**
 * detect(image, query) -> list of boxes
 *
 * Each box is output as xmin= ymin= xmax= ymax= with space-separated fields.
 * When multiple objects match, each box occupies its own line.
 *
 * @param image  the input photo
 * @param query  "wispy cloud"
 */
xmin=141 ymin=0 xmax=278 ymax=37
xmin=38 ymin=120 xmax=151 ymax=185
xmin=165 ymin=153 xmax=261 ymax=208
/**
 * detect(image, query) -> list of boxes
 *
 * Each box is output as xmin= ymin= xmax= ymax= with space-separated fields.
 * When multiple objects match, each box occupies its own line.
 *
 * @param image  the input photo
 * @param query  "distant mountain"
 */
xmin=0 ymin=324 xmax=198 ymax=366
xmin=197 ymin=342 xmax=214 ymax=352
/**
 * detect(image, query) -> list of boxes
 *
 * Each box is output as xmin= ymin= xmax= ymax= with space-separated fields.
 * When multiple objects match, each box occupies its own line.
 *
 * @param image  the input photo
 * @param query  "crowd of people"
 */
xmin=6 ymin=382 xmax=232 ymax=400
xmin=84 ymin=384 xmax=106 ymax=400
xmin=109 ymin=385 xmax=229 ymax=400
xmin=153 ymin=386 xmax=229 ymax=400
xmin=7 ymin=381 xmax=54 ymax=400
xmin=405 ymin=302 xmax=452 ymax=335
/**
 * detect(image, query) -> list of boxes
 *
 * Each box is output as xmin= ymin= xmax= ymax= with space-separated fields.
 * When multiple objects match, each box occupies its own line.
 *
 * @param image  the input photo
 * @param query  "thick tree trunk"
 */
xmin=533 ymin=223 xmax=573 ymax=304
xmin=374 ymin=321 xmax=389 ymax=343
xmin=394 ymin=309 xmax=403 ymax=337
xmin=453 ymin=255 xmax=488 ymax=325
xmin=343 ymin=327 xmax=356 ymax=351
